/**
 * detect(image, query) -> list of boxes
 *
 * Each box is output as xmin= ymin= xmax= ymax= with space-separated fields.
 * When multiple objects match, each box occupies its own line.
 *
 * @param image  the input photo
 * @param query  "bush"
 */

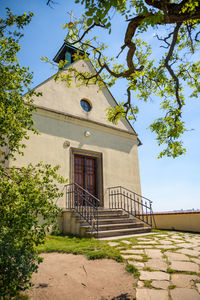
xmin=0 ymin=163 xmax=65 ymax=298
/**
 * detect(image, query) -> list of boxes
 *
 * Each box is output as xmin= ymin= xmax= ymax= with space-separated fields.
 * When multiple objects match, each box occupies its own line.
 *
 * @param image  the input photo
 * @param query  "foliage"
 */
xmin=37 ymin=235 xmax=123 ymax=262
xmin=0 ymin=8 xmax=41 ymax=161
xmin=0 ymin=163 xmax=65 ymax=298
xmin=0 ymin=9 xmax=65 ymax=298
xmin=47 ymin=0 xmax=200 ymax=158
xmin=143 ymin=280 xmax=153 ymax=288
xmin=125 ymin=263 xmax=140 ymax=278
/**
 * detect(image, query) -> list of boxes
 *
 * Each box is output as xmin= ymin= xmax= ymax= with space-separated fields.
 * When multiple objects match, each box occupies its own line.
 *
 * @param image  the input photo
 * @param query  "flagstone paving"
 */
xmin=136 ymin=289 xmax=169 ymax=300
xmin=151 ymin=280 xmax=170 ymax=289
xmin=107 ymin=230 xmax=200 ymax=299
xmin=107 ymin=241 xmax=119 ymax=247
xmin=128 ymin=261 xmax=144 ymax=269
xmin=120 ymin=240 xmax=132 ymax=245
xmin=145 ymin=258 xmax=168 ymax=271
xmin=165 ymin=252 xmax=188 ymax=261
xmin=170 ymin=261 xmax=199 ymax=272
xmin=171 ymin=274 xmax=198 ymax=288
xmin=121 ymin=254 xmax=144 ymax=260
xmin=121 ymin=249 xmax=144 ymax=254
xmin=170 ymin=288 xmax=200 ymax=300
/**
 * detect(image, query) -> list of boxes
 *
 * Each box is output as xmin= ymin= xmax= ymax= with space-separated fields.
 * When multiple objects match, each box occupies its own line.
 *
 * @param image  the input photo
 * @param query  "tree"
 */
xmin=0 ymin=9 xmax=64 ymax=298
xmin=47 ymin=0 xmax=200 ymax=158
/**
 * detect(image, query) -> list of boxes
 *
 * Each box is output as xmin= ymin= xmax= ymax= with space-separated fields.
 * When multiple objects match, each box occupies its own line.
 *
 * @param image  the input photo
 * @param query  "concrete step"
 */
xmin=97 ymin=210 xmax=125 ymax=215
xmin=72 ymin=213 xmax=128 ymax=220
xmin=82 ymin=222 xmax=145 ymax=231
xmin=73 ymin=213 xmax=130 ymax=220
xmin=77 ymin=217 xmax=138 ymax=225
xmin=69 ymin=207 xmax=151 ymax=238
xmin=98 ymin=213 xmax=129 ymax=219
xmin=89 ymin=226 xmax=151 ymax=238
xmin=72 ymin=209 xmax=125 ymax=216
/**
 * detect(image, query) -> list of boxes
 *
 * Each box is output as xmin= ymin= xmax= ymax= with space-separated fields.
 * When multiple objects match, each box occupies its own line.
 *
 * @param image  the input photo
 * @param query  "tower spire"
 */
xmin=67 ymin=10 xmax=76 ymax=28
xmin=53 ymin=11 xmax=86 ymax=68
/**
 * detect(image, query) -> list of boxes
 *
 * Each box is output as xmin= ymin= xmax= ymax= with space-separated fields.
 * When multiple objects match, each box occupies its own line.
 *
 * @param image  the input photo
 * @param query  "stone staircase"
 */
xmin=74 ymin=208 xmax=151 ymax=238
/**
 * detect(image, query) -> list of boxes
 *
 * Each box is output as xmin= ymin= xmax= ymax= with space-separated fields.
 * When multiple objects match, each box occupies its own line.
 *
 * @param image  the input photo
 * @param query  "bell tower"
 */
xmin=53 ymin=10 xmax=85 ymax=68
xmin=53 ymin=40 xmax=85 ymax=68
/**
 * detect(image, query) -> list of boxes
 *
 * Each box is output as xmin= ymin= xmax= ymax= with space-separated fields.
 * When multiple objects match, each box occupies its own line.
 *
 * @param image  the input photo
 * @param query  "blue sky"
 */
xmin=1 ymin=0 xmax=200 ymax=212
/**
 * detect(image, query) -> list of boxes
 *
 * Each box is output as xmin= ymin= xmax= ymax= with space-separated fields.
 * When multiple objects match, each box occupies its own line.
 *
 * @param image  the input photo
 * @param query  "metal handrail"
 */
xmin=108 ymin=186 xmax=152 ymax=205
xmin=65 ymin=183 xmax=99 ymax=235
xmin=107 ymin=186 xmax=153 ymax=227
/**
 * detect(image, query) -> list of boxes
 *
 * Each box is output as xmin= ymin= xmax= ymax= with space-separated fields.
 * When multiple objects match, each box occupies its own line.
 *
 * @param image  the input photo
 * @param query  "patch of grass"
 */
xmin=132 ymin=254 xmax=148 ymax=263
xmin=143 ymin=267 xmax=155 ymax=272
xmin=163 ymin=247 xmax=182 ymax=252
xmin=37 ymin=235 xmax=123 ymax=262
xmin=194 ymin=279 xmax=200 ymax=284
xmin=167 ymin=268 xmax=199 ymax=276
xmin=168 ymin=284 xmax=176 ymax=290
xmin=113 ymin=238 xmax=138 ymax=246
xmin=186 ymin=254 xmax=199 ymax=259
xmin=167 ymin=268 xmax=177 ymax=274
xmin=125 ymin=264 xmax=140 ymax=278
xmin=124 ymin=255 xmax=148 ymax=263
xmin=144 ymin=280 xmax=153 ymax=288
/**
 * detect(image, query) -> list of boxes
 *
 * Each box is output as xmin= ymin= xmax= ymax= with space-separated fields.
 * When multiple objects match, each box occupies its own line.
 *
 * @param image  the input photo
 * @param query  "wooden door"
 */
xmin=74 ymin=155 xmax=97 ymax=202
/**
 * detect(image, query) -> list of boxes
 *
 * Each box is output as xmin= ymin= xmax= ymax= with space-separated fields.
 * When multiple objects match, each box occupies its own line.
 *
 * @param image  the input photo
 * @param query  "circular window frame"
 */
xmin=80 ymin=99 xmax=92 ymax=112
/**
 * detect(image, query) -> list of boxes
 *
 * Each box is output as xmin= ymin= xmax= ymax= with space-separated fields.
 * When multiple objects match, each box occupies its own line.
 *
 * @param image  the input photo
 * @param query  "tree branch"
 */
xmin=164 ymin=23 xmax=182 ymax=110
xmin=69 ymin=22 xmax=106 ymax=46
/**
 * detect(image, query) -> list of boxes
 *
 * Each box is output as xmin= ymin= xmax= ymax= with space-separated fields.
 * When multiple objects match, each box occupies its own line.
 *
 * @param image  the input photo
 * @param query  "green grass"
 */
xmin=143 ymin=267 xmax=156 ymax=272
xmin=143 ymin=280 xmax=153 ymax=288
xmin=125 ymin=264 xmax=140 ymax=278
xmin=37 ymin=235 xmax=123 ymax=262
xmin=167 ymin=267 xmax=200 ymax=276
xmin=168 ymin=284 xmax=176 ymax=290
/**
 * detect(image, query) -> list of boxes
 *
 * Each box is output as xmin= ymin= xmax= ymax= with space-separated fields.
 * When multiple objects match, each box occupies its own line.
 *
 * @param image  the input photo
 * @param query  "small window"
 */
xmin=80 ymin=99 xmax=92 ymax=112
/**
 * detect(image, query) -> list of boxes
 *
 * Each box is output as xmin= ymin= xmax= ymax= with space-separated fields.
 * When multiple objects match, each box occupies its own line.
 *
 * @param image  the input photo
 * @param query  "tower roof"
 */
xmin=53 ymin=41 xmax=85 ymax=64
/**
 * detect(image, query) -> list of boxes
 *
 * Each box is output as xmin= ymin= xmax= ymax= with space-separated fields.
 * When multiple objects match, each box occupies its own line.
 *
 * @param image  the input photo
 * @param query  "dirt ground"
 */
xmin=24 ymin=253 xmax=136 ymax=300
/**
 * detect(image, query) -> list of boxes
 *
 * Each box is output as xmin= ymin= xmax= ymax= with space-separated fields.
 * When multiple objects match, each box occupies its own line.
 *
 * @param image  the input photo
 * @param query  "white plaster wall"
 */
xmin=31 ymin=60 xmax=134 ymax=133
xmin=11 ymin=112 xmax=141 ymax=209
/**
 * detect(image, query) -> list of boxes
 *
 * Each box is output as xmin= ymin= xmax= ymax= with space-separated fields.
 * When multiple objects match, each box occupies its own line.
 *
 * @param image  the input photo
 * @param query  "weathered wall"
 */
xmin=152 ymin=212 xmax=200 ymax=233
xmin=11 ymin=109 xmax=141 ymax=209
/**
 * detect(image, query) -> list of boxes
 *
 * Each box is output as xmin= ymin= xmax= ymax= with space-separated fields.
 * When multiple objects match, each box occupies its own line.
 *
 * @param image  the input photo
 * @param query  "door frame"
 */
xmin=70 ymin=148 xmax=104 ymax=206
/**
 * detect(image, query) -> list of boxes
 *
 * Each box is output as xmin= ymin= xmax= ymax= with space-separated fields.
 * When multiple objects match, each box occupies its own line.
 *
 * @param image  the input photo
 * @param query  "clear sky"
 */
xmin=1 ymin=0 xmax=200 ymax=212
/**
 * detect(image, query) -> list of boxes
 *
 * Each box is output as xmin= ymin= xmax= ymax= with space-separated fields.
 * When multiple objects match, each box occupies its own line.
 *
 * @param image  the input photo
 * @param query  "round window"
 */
xmin=80 ymin=99 xmax=92 ymax=112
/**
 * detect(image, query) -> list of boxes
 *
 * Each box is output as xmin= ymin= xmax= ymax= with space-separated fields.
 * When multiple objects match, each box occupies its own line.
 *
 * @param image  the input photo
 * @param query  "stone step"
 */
xmin=77 ymin=217 xmax=138 ymax=225
xmin=82 ymin=222 xmax=145 ymax=231
xmin=98 ymin=213 xmax=129 ymax=219
xmin=72 ymin=208 xmax=124 ymax=214
xmin=69 ymin=207 xmax=151 ymax=238
xmin=73 ymin=212 xmax=129 ymax=219
xmin=88 ymin=226 xmax=151 ymax=238
xmin=96 ymin=209 xmax=125 ymax=215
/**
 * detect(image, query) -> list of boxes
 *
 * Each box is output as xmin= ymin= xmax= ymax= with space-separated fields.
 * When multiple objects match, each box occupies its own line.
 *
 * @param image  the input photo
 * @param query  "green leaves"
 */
xmin=0 ymin=9 xmax=39 ymax=161
xmin=87 ymin=18 xmax=93 ymax=26
xmin=150 ymin=108 xmax=187 ymax=159
xmin=0 ymin=163 xmax=66 ymax=297
xmin=0 ymin=9 xmax=66 ymax=297
xmin=70 ymin=0 xmax=200 ymax=158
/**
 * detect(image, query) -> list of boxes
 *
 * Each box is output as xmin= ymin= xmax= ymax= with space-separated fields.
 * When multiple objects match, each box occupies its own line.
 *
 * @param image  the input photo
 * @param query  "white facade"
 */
xmin=11 ymin=59 xmax=142 ymax=209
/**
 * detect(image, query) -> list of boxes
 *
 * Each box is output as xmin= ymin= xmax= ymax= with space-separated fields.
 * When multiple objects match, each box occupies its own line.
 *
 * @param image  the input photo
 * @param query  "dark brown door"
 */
xmin=74 ymin=155 xmax=97 ymax=198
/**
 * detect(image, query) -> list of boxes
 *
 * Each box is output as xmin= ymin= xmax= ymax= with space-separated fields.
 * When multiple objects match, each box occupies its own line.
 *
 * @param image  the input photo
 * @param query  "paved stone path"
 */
xmin=108 ymin=231 xmax=200 ymax=299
